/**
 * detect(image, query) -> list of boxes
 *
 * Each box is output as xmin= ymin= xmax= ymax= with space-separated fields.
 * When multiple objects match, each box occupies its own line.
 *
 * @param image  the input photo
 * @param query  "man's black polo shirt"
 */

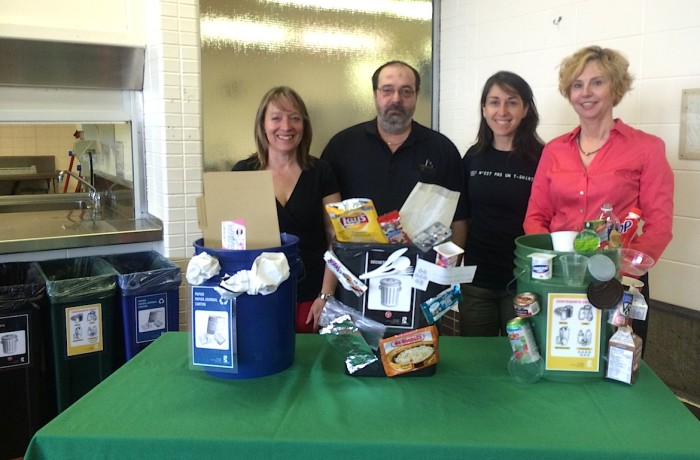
xmin=320 ymin=118 xmax=465 ymax=219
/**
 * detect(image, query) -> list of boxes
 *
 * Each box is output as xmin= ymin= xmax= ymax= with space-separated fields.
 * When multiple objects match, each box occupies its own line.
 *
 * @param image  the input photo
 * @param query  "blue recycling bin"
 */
xmin=36 ymin=256 xmax=118 ymax=413
xmin=0 ymin=262 xmax=53 ymax=459
xmin=192 ymin=233 xmax=299 ymax=379
xmin=104 ymin=252 xmax=181 ymax=361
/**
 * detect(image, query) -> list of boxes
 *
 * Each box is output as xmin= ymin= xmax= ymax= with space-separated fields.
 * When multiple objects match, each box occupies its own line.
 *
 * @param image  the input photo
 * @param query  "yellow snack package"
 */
xmin=326 ymin=198 xmax=389 ymax=243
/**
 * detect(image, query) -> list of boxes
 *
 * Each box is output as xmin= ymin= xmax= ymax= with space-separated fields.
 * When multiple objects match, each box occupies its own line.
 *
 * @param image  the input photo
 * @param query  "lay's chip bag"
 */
xmin=326 ymin=198 xmax=389 ymax=243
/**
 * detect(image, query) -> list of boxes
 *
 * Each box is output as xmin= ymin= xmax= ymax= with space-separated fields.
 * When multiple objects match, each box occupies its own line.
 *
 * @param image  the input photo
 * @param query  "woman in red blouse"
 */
xmin=524 ymin=46 xmax=674 ymax=346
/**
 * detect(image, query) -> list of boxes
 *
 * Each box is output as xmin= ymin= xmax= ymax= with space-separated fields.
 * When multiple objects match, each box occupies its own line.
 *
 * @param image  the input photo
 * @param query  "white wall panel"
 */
xmin=662 ymin=216 xmax=700 ymax=263
xmin=672 ymin=171 xmax=700 ymax=217
xmin=522 ymin=7 xmax=578 ymax=51
xmin=439 ymin=0 xmax=700 ymax=311
xmin=643 ymin=29 xmax=700 ymax=78
xmin=651 ymin=260 xmax=700 ymax=310
xmin=638 ymin=78 xmax=700 ymax=125
xmin=575 ymin=0 xmax=644 ymax=43
xmin=0 ymin=0 xmax=146 ymax=46
xmin=643 ymin=0 xmax=700 ymax=33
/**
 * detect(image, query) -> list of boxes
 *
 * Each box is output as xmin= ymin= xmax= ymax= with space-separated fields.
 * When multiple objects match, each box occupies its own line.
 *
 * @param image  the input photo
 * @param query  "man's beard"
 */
xmin=377 ymin=103 xmax=412 ymax=134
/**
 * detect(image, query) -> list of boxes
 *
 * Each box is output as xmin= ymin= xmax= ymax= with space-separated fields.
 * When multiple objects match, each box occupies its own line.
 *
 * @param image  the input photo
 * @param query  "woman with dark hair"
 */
xmin=458 ymin=71 xmax=544 ymax=336
xmin=233 ymin=86 xmax=341 ymax=332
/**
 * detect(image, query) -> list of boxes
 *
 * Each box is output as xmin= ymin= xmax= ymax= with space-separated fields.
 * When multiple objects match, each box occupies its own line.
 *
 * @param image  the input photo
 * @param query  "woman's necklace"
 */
xmin=576 ymin=134 xmax=603 ymax=156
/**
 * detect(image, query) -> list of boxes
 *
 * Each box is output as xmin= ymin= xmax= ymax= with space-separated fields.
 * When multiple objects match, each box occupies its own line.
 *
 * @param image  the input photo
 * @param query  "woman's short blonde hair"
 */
xmin=558 ymin=46 xmax=633 ymax=106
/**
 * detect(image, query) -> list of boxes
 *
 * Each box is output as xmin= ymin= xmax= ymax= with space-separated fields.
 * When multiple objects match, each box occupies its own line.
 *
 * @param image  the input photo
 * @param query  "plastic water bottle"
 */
xmin=506 ymin=317 xmax=544 ymax=383
xmin=599 ymin=203 xmax=621 ymax=249
xmin=508 ymin=355 xmax=545 ymax=384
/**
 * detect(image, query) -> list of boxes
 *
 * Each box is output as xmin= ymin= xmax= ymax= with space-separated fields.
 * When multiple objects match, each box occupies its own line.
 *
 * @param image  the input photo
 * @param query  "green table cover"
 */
xmin=26 ymin=332 xmax=700 ymax=460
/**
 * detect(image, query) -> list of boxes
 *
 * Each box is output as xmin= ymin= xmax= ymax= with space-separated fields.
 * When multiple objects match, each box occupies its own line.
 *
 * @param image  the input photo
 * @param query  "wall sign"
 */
xmin=680 ymin=88 xmax=700 ymax=160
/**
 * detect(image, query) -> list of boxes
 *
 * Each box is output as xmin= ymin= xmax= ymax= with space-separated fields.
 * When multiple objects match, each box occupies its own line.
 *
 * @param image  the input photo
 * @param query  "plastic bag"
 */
xmin=399 ymin=182 xmax=459 ymax=240
xmin=319 ymin=297 xmax=386 ymax=350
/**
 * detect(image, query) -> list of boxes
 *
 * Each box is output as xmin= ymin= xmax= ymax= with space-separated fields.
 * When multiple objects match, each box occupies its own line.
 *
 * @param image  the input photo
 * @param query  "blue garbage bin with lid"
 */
xmin=36 ymin=256 xmax=118 ymax=413
xmin=192 ymin=233 xmax=299 ymax=379
xmin=0 ymin=262 xmax=53 ymax=459
xmin=104 ymin=251 xmax=181 ymax=361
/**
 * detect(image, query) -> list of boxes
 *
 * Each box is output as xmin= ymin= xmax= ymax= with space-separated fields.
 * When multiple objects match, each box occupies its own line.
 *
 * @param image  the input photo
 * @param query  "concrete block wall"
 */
xmin=438 ymin=0 xmax=700 ymax=312
xmin=438 ymin=0 xmax=700 ymax=408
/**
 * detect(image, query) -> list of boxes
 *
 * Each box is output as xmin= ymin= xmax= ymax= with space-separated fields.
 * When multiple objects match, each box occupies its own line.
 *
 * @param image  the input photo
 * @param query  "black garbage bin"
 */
xmin=330 ymin=241 xmax=445 ymax=377
xmin=331 ymin=241 xmax=442 ymax=335
xmin=104 ymin=251 xmax=181 ymax=361
xmin=0 ymin=262 xmax=53 ymax=459
xmin=36 ymin=257 xmax=118 ymax=413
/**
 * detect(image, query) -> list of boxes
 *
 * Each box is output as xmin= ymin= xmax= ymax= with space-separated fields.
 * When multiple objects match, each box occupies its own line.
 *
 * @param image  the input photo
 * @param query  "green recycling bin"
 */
xmin=36 ymin=257 xmax=118 ymax=413
xmin=514 ymin=234 xmax=619 ymax=382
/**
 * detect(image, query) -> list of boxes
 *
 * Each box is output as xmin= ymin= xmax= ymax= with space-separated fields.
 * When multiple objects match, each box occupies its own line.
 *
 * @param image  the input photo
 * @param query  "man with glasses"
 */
xmin=321 ymin=60 xmax=466 ymax=243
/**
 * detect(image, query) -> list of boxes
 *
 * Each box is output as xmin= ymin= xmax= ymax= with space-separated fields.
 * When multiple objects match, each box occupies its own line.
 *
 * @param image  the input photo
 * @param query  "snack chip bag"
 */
xmin=377 ymin=210 xmax=411 ymax=244
xmin=326 ymin=198 xmax=388 ymax=243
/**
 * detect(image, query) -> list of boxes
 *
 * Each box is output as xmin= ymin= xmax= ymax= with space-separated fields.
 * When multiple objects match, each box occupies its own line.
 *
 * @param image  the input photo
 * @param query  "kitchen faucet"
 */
xmin=57 ymin=170 xmax=102 ymax=216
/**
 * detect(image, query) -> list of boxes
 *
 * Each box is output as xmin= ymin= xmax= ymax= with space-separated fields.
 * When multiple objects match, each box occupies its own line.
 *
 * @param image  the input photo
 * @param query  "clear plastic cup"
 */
xmin=559 ymin=253 xmax=589 ymax=286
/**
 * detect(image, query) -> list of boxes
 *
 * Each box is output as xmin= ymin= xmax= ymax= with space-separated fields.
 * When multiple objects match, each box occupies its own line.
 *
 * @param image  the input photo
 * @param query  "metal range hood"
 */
xmin=0 ymin=37 xmax=144 ymax=91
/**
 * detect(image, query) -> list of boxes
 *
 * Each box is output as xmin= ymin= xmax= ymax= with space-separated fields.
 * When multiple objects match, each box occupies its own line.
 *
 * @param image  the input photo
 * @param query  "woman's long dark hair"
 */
xmin=475 ymin=71 xmax=544 ymax=164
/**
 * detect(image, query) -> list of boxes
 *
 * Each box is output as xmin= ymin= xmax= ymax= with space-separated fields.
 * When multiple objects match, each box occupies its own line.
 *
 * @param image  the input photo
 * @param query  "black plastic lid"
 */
xmin=587 ymin=279 xmax=624 ymax=309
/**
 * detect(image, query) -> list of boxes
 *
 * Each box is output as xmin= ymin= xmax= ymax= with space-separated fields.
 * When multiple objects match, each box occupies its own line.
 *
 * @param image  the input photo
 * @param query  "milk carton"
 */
xmin=606 ymin=326 xmax=643 ymax=384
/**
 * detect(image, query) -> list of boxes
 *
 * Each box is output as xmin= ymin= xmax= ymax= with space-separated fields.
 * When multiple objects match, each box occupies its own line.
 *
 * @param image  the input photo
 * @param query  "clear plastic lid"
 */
xmin=587 ymin=254 xmax=616 ymax=281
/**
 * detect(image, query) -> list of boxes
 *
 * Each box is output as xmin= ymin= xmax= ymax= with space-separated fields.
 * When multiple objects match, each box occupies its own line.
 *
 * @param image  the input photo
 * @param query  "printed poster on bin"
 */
xmin=191 ymin=285 xmax=237 ymax=372
xmin=362 ymin=252 xmax=418 ymax=331
xmin=0 ymin=313 xmax=30 ymax=370
xmin=545 ymin=293 xmax=601 ymax=372
xmin=65 ymin=304 xmax=103 ymax=357
xmin=135 ymin=292 xmax=169 ymax=344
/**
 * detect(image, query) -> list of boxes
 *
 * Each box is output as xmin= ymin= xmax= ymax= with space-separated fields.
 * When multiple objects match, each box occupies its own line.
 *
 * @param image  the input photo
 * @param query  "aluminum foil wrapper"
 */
xmin=320 ymin=314 xmax=378 ymax=374
xmin=318 ymin=297 xmax=386 ymax=350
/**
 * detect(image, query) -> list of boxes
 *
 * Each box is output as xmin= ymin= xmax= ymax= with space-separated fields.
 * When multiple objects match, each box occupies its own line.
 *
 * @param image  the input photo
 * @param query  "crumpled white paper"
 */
xmin=186 ymin=252 xmax=221 ymax=285
xmin=218 ymin=252 xmax=290 ymax=299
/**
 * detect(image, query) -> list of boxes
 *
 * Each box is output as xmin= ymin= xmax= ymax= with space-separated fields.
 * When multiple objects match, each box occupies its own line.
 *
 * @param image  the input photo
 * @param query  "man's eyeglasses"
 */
xmin=377 ymin=87 xmax=416 ymax=98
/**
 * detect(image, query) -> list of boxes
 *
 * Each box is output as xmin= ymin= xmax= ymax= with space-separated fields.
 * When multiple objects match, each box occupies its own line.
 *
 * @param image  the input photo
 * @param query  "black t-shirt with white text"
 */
xmin=459 ymin=145 xmax=539 ymax=289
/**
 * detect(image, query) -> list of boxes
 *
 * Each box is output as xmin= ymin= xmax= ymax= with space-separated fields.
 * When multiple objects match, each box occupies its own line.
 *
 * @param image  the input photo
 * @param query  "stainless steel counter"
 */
xmin=0 ymin=194 xmax=162 ymax=254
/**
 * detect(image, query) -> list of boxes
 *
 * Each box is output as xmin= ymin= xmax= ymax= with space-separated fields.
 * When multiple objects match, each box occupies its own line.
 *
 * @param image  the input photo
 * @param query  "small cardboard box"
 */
xmin=606 ymin=326 xmax=643 ymax=384
xmin=196 ymin=171 xmax=280 ymax=250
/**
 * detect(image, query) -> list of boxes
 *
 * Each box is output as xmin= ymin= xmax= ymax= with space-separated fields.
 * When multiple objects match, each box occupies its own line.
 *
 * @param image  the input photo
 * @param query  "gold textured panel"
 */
xmin=200 ymin=0 xmax=433 ymax=171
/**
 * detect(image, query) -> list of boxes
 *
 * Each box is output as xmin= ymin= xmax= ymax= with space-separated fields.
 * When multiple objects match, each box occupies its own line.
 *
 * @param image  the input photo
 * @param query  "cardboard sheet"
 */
xmin=197 ymin=171 xmax=280 ymax=249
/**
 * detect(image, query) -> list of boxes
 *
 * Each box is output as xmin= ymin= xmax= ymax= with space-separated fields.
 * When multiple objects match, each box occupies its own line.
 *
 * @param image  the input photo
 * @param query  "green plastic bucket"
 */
xmin=513 ymin=234 xmax=619 ymax=381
